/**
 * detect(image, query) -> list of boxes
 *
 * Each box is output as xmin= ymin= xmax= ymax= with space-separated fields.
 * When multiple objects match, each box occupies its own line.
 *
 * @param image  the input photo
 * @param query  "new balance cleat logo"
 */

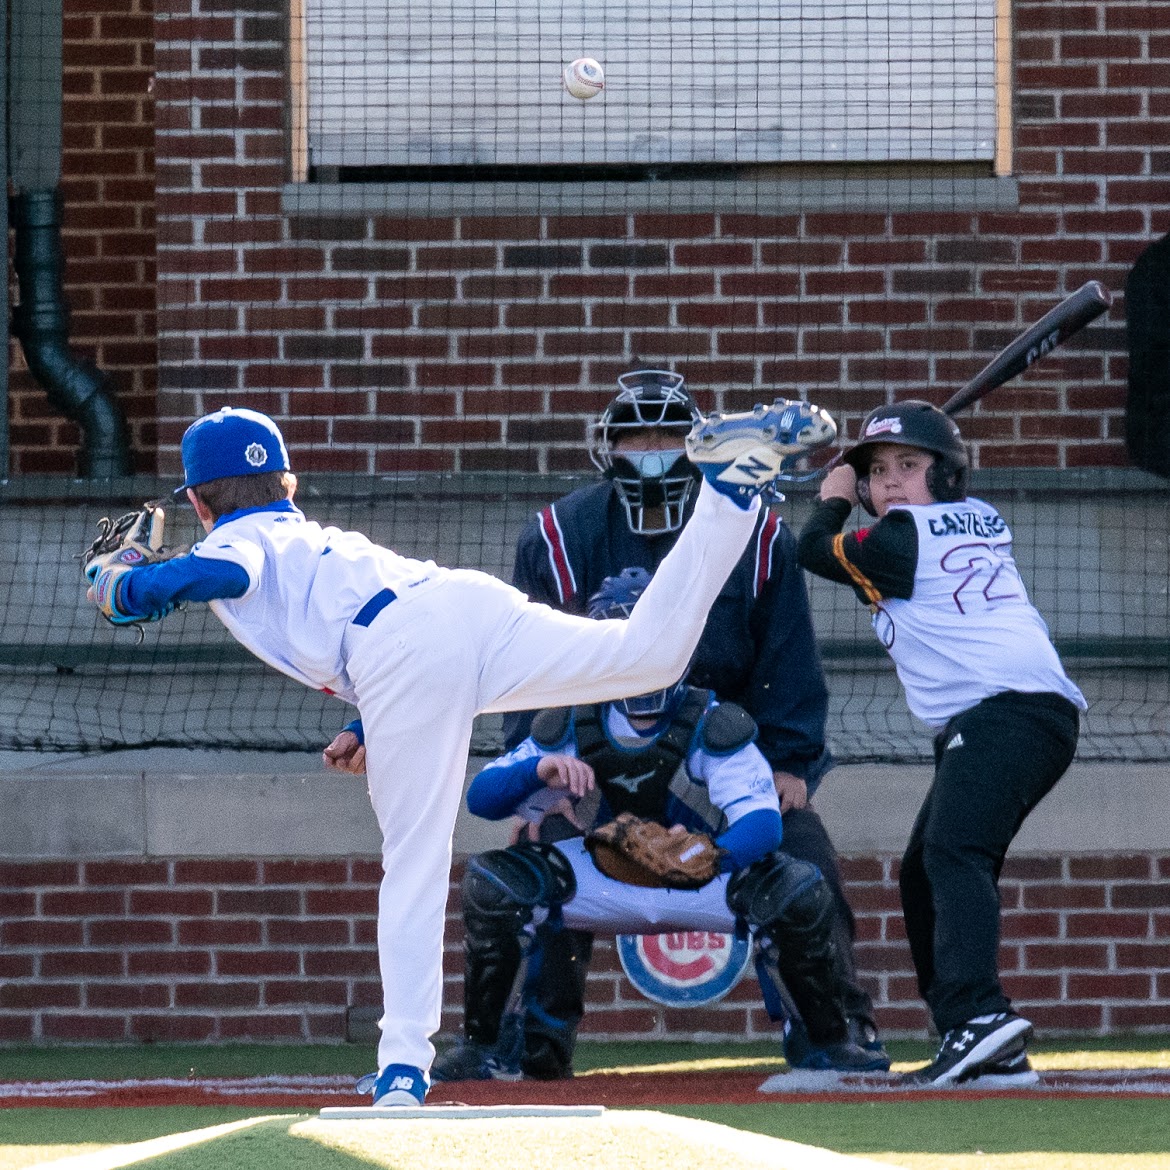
xmin=390 ymin=1075 xmax=415 ymax=1091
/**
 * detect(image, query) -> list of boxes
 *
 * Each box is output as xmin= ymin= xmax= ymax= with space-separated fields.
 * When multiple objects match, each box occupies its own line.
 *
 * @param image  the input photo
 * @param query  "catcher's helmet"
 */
xmin=844 ymin=400 xmax=968 ymax=512
xmin=589 ymin=369 xmax=702 ymax=535
xmin=588 ymin=567 xmax=687 ymax=719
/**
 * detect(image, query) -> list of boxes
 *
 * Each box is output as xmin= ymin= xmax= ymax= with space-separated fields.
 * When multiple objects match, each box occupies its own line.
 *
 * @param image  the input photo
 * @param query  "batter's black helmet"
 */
xmin=589 ymin=369 xmax=702 ymax=535
xmin=844 ymin=400 xmax=969 ymax=511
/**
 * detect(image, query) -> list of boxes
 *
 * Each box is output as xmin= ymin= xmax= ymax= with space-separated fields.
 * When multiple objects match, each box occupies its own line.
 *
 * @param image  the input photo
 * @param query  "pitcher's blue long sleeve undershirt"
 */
xmin=118 ymin=554 xmax=250 ymax=617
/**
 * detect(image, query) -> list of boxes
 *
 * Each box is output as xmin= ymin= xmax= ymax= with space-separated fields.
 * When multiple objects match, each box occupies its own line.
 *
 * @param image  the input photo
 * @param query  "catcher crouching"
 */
xmin=433 ymin=568 xmax=886 ymax=1083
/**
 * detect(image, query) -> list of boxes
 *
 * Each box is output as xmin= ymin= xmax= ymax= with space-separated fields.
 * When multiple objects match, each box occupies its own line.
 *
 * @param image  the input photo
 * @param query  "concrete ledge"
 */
xmin=281 ymin=176 xmax=1020 ymax=217
xmin=2 ymin=751 xmax=1166 ymax=859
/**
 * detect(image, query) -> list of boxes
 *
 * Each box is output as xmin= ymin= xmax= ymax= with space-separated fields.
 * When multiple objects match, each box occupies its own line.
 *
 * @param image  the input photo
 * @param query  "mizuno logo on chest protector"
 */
xmin=606 ymin=768 xmax=658 ymax=793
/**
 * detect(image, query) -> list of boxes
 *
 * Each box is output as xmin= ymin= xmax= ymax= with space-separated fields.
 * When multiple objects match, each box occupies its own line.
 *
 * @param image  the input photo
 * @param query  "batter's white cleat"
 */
xmin=686 ymin=398 xmax=837 ymax=505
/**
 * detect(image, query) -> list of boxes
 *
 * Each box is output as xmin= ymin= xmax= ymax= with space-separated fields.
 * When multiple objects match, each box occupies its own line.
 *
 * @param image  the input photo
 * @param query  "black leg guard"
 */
xmin=781 ymin=807 xmax=878 ymax=1031
xmin=727 ymin=853 xmax=849 ymax=1046
xmin=521 ymin=923 xmax=594 ymax=1079
xmin=459 ymin=843 xmax=578 ymax=1049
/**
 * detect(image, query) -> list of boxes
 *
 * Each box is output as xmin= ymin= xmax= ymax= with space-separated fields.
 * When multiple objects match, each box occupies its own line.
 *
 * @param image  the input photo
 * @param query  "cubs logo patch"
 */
xmin=244 ymin=442 xmax=268 ymax=468
xmin=617 ymin=930 xmax=751 ymax=1006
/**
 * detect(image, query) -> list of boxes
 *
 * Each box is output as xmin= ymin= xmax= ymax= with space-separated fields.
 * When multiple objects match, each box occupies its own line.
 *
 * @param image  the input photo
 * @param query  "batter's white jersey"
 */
xmin=875 ymin=498 xmax=1086 ymax=728
xmin=192 ymin=503 xmax=442 ymax=702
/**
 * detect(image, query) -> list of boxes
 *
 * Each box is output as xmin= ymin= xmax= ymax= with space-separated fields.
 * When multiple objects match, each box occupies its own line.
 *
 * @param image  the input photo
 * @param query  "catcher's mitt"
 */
xmin=81 ymin=501 xmax=187 ymax=628
xmin=585 ymin=812 xmax=726 ymax=890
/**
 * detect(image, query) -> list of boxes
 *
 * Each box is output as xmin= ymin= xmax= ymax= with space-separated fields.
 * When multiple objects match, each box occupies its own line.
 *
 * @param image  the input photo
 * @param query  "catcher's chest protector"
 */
xmin=572 ymin=688 xmax=708 ymax=820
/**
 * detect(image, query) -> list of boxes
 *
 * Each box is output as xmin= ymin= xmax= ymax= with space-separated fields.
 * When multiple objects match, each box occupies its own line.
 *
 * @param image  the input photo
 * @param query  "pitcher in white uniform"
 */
xmin=797 ymin=400 xmax=1086 ymax=1089
xmin=84 ymin=399 xmax=838 ymax=1106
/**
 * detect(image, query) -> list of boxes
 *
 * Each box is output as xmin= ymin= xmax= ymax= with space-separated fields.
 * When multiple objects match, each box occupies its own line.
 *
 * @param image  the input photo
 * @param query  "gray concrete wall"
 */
xmin=2 ymin=750 xmax=1167 ymax=860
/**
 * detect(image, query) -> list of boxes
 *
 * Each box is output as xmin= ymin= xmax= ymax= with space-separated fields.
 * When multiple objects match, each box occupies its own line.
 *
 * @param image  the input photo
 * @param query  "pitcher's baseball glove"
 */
xmin=585 ymin=813 xmax=726 ymax=890
xmin=81 ymin=502 xmax=187 ymax=627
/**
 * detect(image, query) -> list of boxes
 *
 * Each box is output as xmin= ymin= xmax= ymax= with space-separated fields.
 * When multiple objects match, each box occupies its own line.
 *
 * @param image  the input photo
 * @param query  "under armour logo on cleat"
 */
xmin=946 ymin=733 xmax=964 ymax=750
xmin=951 ymin=1030 xmax=976 ymax=1051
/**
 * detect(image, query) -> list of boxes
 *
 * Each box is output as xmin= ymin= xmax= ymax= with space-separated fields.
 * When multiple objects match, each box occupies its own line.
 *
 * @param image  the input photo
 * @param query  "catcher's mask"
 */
xmin=844 ymin=400 xmax=969 ymax=515
xmin=588 ymin=567 xmax=688 ymax=719
xmin=589 ymin=369 xmax=702 ymax=536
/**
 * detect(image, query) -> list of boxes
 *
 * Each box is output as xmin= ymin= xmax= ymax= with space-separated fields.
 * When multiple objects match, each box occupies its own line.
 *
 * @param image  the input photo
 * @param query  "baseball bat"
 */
xmin=938 ymin=279 xmax=1113 ymax=417
xmin=812 ymin=279 xmax=1114 ymax=478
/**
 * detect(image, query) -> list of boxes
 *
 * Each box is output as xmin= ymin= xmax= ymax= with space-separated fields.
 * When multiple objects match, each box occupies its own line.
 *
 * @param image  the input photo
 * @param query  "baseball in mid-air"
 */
xmin=563 ymin=57 xmax=605 ymax=100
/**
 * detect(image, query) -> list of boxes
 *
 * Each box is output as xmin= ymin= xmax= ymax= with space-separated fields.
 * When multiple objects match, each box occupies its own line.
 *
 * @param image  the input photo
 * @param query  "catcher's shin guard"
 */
xmin=521 ymin=923 xmax=594 ymax=1079
xmin=727 ymin=853 xmax=849 ymax=1046
xmin=460 ymin=843 xmax=577 ymax=1049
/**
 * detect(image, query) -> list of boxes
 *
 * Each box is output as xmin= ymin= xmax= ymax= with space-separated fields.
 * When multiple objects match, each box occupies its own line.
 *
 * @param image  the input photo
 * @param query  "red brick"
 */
xmin=41 ymin=890 xmax=127 ymax=917
xmin=128 ymin=950 xmax=210 ymax=978
xmin=0 ymin=892 xmax=36 ymax=916
xmin=0 ymin=1017 xmax=36 ymax=1042
xmin=265 ymin=980 xmax=351 ymax=1006
xmin=177 ymin=919 xmax=264 ymax=946
xmin=131 ymin=1014 xmax=217 ymax=1042
xmin=1111 ymin=1004 xmax=1170 ymax=1029
xmin=1116 ymin=941 xmax=1170 ymax=968
xmin=1068 ymin=972 xmax=1154 ymax=1000
xmin=218 ymin=950 xmax=302 ymax=976
xmin=88 ymin=919 xmax=174 ymax=946
xmin=304 ymin=951 xmax=380 ymax=977
xmin=1024 ymin=941 xmax=1110 ymax=970
xmin=42 ymin=1014 xmax=129 ymax=1042
xmin=41 ymin=951 xmax=125 ymax=977
xmin=87 ymin=983 xmax=171 ymax=1009
xmin=261 ymin=861 xmax=351 ymax=886
xmin=3 ymin=920 xmax=84 ymax=946
xmin=1113 ymin=884 xmax=1170 ymax=910
xmin=216 ymin=890 xmax=303 ymax=916
xmin=0 ymin=862 xmax=81 ymax=887
xmin=0 ymin=984 xmax=81 ymax=1009
xmin=174 ymin=860 xmax=260 ymax=885
xmin=267 ymin=919 xmax=351 ymax=946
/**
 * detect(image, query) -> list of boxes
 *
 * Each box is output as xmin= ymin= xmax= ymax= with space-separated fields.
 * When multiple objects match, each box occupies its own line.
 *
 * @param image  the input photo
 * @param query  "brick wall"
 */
xmin=8 ymin=0 xmax=1168 ymax=475
xmin=143 ymin=0 xmax=1166 ymax=479
xmin=2 ymin=854 xmax=1168 ymax=1044
xmin=6 ymin=0 xmax=158 ymax=475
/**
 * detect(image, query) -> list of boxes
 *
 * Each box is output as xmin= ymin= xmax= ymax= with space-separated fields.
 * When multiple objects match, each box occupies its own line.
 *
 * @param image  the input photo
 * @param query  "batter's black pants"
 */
xmin=899 ymin=690 xmax=1080 ymax=1036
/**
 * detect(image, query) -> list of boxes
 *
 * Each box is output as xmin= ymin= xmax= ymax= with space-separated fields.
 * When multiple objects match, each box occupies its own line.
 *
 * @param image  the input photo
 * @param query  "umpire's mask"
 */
xmin=589 ymin=369 xmax=702 ymax=536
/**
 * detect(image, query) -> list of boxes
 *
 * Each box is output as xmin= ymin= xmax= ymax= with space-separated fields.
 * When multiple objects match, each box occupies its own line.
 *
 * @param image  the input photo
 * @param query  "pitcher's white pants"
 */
xmin=344 ymin=482 xmax=759 ymax=1076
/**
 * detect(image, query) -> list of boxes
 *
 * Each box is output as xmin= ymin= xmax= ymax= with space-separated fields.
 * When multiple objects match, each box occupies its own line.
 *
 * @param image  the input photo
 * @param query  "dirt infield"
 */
xmin=4 ymin=1068 xmax=1170 ymax=1109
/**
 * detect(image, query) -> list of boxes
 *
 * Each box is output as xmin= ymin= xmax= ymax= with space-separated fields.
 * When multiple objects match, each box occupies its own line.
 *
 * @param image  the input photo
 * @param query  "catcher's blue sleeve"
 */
xmin=466 ymin=747 xmax=545 ymax=820
xmin=117 ymin=553 xmax=250 ymax=617
xmin=715 ymin=807 xmax=782 ymax=870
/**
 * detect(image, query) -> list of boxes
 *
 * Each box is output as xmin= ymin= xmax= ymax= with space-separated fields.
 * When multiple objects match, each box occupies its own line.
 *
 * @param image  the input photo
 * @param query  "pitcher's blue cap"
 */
xmin=174 ymin=407 xmax=290 ymax=497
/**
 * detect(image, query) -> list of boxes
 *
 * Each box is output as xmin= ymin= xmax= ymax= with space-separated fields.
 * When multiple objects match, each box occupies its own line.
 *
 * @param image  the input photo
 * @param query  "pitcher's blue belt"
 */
xmin=352 ymin=587 xmax=397 ymax=627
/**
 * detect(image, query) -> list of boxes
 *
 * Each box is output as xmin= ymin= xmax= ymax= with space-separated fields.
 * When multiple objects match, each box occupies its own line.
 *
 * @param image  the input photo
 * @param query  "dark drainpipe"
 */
xmin=9 ymin=0 xmax=130 ymax=478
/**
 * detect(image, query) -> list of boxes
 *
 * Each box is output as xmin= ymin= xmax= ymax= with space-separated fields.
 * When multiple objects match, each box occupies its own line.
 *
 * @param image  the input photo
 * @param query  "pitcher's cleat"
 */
xmin=686 ymin=399 xmax=837 ymax=505
xmin=363 ymin=1063 xmax=429 ymax=1106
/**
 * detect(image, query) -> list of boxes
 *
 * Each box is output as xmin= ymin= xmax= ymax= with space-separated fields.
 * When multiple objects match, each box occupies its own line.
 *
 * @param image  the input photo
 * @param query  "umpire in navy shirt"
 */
xmin=499 ymin=367 xmax=886 ymax=1077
